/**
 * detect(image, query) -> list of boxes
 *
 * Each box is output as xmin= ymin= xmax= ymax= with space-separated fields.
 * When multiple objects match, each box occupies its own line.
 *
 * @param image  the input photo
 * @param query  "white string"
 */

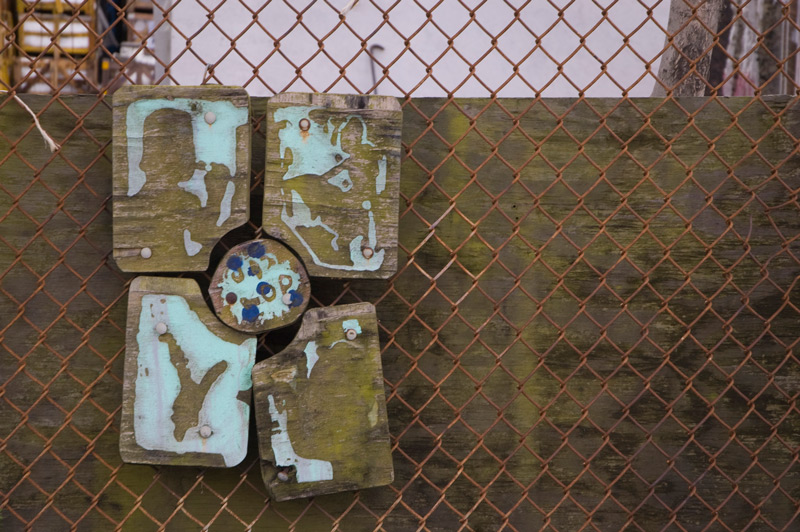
xmin=2 ymin=92 xmax=60 ymax=153
xmin=340 ymin=0 xmax=358 ymax=15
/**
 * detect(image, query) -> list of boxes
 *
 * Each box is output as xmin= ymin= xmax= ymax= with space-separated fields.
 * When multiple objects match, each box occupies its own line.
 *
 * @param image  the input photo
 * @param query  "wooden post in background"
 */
xmin=652 ymin=0 xmax=726 ymax=97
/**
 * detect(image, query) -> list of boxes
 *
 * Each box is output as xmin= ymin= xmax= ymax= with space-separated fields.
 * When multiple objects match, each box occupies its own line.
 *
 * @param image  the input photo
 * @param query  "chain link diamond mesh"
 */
xmin=1 ymin=0 xmax=799 ymax=530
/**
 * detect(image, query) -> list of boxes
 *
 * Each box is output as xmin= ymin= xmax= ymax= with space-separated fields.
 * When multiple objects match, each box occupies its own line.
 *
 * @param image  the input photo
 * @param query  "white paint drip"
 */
xmin=282 ymin=189 xmax=340 ymax=251
xmin=216 ymin=181 xmax=235 ymax=226
xmin=178 ymin=168 xmax=209 ymax=207
xmin=268 ymin=395 xmax=333 ymax=483
xmin=375 ymin=155 xmax=387 ymax=194
xmin=183 ymin=229 xmax=202 ymax=256
xmin=304 ymin=341 xmax=319 ymax=378
xmin=134 ymin=294 xmax=257 ymax=466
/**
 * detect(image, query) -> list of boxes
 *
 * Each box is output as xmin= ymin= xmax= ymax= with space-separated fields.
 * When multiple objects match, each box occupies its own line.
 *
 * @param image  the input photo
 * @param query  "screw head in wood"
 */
xmin=277 ymin=471 xmax=289 ymax=482
xmin=199 ymin=425 xmax=212 ymax=438
xmin=299 ymin=118 xmax=310 ymax=131
xmin=345 ymin=328 xmax=358 ymax=341
xmin=140 ymin=247 xmax=152 ymax=259
xmin=204 ymin=111 xmax=216 ymax=125
xmin=155 ymin=322 xmax=167 ymax=335
xmin=362 ymin=247 xmax=374 ymax=259
xmin=282 ymin=293 xmax=293 ymax=305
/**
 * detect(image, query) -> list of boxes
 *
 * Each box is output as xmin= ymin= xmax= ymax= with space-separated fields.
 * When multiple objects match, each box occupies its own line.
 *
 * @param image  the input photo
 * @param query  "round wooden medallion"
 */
xmin=209 ymin=239 xmax=310 ymax=333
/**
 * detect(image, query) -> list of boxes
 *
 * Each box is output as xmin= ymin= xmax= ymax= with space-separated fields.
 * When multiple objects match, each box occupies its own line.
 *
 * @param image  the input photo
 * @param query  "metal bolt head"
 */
xmin=299 ymin=118 xmax=310 ymax=131
xmin=277 ymin=471 xmax=289 ymax=482
xmin=345 ymin=328 xmax=358 ymax=341
xmin=140 ymin=247 xmax=152 ymax=259
xmin=204 ymin=111 xmax=216 ymax=125
xmin=199 ymin=425 xmax=212 ymax=438
xmin=155 ymin=322 xmax=167 ymax=335
xmin=362 ymin=247 xmax=374 ymax=259
xmin=282 ymin=293 xmax=293 ymax=305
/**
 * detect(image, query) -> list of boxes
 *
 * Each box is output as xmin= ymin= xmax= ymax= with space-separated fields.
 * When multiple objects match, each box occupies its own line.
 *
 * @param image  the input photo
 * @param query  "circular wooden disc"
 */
xmin=209 ymin=239 xmax=310 ymax=333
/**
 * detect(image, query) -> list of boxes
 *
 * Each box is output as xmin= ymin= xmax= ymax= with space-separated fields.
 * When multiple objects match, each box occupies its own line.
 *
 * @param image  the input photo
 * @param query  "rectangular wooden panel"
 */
xmin=112 ymin=85 xmax=251 ymax=272
xmin=262 ymin=92 xmax=402 ymax=279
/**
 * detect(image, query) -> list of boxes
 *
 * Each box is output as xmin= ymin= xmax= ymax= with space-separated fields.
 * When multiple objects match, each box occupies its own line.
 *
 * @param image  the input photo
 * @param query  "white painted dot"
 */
xmin=155 ymin=322 xmax=167 ymax=335
xmin=345 ymin=328 xmax=358 ymax=341
xmin=362 ymin=247 xmax=374 ymax=259
xmin=282 ymin=293 xmax=293 ymax=305
xmin=199 ymin=425 xmax=212 ymax=438
xmin=140 ymin=247 xmax=152 ymax=259
xmin=362 ymin=200 xmax=371 ymax=210
xmin=204 ymin=111 xmax=216 ymax=125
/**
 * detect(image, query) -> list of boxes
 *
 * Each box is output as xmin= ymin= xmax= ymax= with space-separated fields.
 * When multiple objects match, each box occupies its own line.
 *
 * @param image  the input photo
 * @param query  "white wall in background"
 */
xmin=161 ymin=0 xmax=670 ymax=97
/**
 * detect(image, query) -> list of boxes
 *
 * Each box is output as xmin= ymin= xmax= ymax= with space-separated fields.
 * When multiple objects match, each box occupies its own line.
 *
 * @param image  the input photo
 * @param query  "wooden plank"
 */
xmin=252 ymin=302 xmax=393 ymax=501
xmin=119 ymin=276 xmax=257 ymax=467
xmin=112 ymin=85 xmax=251 ymax=272
xmin=208 ymin=238 xmax=310 ymax=333
xmin=262 ymin=93 xmax=402 ymax=280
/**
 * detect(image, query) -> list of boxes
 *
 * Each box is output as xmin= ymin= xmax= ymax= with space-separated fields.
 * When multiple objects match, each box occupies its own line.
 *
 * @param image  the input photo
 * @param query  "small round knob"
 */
xmin=155 ymin=322 xmax=167 ymax=335
xmin=140 ymin=247 xmax=152 ymax=259
xmin=199 ymin=425 xmax=212 ymax=438
xmin=299 ymin=118 xmax=310 ymax=131
xmin=204 ymin=111 xmax=216 ymax=125
xmin=345 ymin=328 xmax=358 ymax=341
xmin=362 ymin=247 xmax=374 ymax=259
xmin=277 ymin=471 xmax=289 ymax=482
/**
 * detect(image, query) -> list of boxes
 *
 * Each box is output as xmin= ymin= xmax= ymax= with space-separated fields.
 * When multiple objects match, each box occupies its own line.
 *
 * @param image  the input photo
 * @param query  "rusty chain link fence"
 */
xmin=1 ymin=0 xmax=800 ymax=530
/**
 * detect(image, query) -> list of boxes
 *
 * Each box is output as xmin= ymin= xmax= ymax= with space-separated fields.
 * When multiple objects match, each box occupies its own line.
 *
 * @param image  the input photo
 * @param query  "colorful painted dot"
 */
xmin=257 ymin=282 xmax=273 ymax=297
xmin=242 ymin=305 xmax=260 ymax=323
xmin=225 ymin=292 xmax=237 ymax=304
xmin=287 ymin=290 xmax=304 ymax=308
xmin=247 ymin=242 xmax=266 ymax=258
xmin=247 ymin=264 xmax=259 ymax=277
xmin=227 ymin=255 xmax=243 ymax=271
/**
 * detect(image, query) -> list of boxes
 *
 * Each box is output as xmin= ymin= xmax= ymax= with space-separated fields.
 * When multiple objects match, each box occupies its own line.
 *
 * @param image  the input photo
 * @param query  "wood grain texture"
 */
xmin=120 ymin=276 xmax=257 ymax=467
xmin=262 ymin=92 xmax=402 ymax=280
xmin=112 ymin=85 xmax=251 ymax=272
xmin=252 ymin=303 xmax=393 ymax=501
xmin=208 ymin=238 xmax=310 ymax=333
xmin=2 ymin=94 xmax=800 ymax=531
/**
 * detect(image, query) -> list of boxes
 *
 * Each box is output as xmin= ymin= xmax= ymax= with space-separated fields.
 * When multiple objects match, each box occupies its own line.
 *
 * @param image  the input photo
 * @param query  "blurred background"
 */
xmin=0 ymin=0 xmax=798 ymax=97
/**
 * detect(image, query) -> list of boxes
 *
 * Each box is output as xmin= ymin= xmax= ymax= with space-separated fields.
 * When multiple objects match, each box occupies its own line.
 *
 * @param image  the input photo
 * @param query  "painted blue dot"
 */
xmin=227 ymin=255 xmax=243 ymax=270
xmin=242 ymin=305 xmax=260 ymax=323
xmin=257 ymin=282 xmax=273 ymax=297
xmin=247 ymin=242 xmax=266 ymax=258
xmin=248 ymin=265 xmax=259 ymax=277
xmin=288 ymin=290 xmax=304 ymax=308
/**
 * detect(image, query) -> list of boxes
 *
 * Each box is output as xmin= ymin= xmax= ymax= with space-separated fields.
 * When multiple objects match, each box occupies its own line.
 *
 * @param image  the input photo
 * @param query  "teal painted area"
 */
xmin=134 ymin=294 xmax=256 ymax=466
xmin=282 ymin=189 xmax=385 ymax=272
xmin=216 ymin=252 xmax=301 ymax=326
xmin=216 ymin=181 xmax=236 ymax=226
xmin=327 ymin=169 xmax=353 ymax=192
xmin=177 ymin=169 xmax=209 ymax=207
xmin=274 ymin=105 xmax=349 ymax=181
xmin=126 ymin=98 xmax=248 ymax=196
xmin=342 ymin=319 xmax=362 ymax=335
xmin=375 ymin=155 xmax=387 ymax=194
xmin=304 ymin=341 xmax=319 ymax=378
xmin=268 ymin=395 xmax=333 ymax=482
xmin=183 ymin=229 xmax=202 ymax=256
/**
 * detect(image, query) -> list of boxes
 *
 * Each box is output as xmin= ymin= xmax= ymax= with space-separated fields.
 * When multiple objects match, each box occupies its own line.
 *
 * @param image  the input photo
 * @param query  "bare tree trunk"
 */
xmin=652 ymin=0 xmax=727 ymax=97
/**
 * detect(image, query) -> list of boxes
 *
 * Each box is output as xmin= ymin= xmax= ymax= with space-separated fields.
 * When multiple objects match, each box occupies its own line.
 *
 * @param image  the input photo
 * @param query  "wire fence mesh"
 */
xmin=0 ymin=0 xmax=799 ymax=530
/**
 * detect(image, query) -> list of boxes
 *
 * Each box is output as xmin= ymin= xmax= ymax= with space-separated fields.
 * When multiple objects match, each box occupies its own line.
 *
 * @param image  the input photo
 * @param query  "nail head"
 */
xmin=277 ymin=471 xmax=289 ymax=482
xmin=299 ymin=118 xmax=310 ymax=131
xmin=345 ymin=328 xmax=358 ymax=341
xmin=155 ymin=322 xmax=167 ymax=335
xmin=140 ymin=247 xmax=152 ymax=259
xmin=205 ymin=111 xmax=216 ymax=125
xmin=199 ymin=425 xmax=212 ymax=438
xmin=362 ymin=247 xmax=374 ymax=259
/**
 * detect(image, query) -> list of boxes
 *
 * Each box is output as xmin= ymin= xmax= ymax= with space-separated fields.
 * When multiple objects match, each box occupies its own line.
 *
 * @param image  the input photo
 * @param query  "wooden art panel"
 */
xmin=252 ymin=303 xmax=393 ymax=501
xmin=209 ymin=238 xmax=310 ymax=333
xmin=262 ymin=93 xmax=402 ymax=280
xmin=112 ymin=86 xmax=251 ymax=272
xmin=120 ymin=276 xmax=257 ymax=467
